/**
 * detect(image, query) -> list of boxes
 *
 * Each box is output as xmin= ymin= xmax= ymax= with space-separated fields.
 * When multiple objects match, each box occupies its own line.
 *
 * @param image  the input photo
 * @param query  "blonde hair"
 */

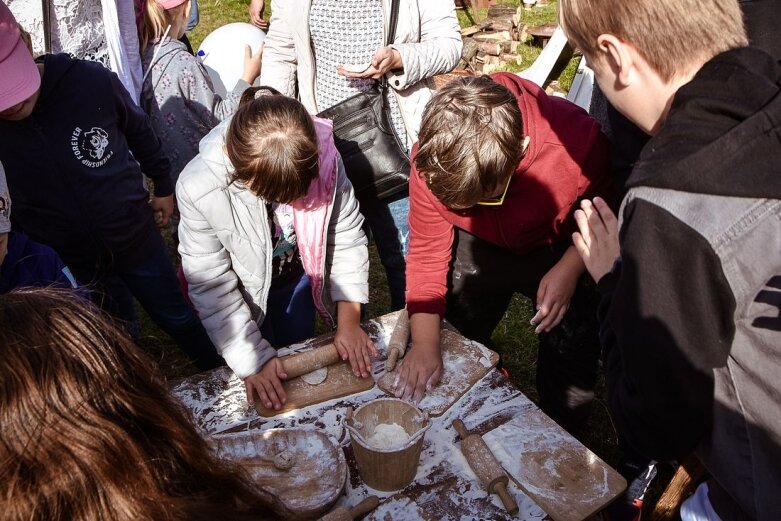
xmin=414 ymin=76 xmax=523 ymax=210
xmin=140 ymin=0 xmax=188 ymax=52
xmin=559 ymin=0 xmax=748 ymax=81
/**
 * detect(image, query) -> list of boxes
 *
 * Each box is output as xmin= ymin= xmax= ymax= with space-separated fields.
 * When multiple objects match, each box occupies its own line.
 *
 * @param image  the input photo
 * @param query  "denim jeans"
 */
xmin=72 ymin=233 xmax=222 ymax=371
xmin=260 ymin=271 xmax=316 ymax=348
xmin=359 ymin=192 xmax=409 ymax=311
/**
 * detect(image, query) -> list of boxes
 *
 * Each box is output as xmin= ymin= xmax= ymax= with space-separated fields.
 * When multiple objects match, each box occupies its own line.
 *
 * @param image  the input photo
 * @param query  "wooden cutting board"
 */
xmin=211 ymin=428 xmax=347 ymax=519
xmin=482 ymin=409 xmax=627 ymax=521
xmin=255 ymin=358 xmax=375 ymax=417
xmin=377 ymin=328 xmax=499 ymax=416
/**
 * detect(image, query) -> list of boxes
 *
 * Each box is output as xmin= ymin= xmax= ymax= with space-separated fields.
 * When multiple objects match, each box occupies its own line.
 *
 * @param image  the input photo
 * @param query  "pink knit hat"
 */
xmin=155 ymin=0 xmax=189 ymax=9
xmin=0 ymin=2 xmax=40 ymax=113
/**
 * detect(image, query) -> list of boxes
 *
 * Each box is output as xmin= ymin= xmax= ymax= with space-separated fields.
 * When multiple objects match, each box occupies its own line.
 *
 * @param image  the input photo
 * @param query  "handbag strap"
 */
xmin=41 ymin=0 xmax=52 ymax=54
xmin=386 ymin=0 xmax=400 ymax=47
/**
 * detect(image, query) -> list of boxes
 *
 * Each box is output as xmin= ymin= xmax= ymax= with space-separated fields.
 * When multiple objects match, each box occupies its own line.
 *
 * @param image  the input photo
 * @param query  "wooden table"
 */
xmin=171 ymin=312 xmax=625 ymax=521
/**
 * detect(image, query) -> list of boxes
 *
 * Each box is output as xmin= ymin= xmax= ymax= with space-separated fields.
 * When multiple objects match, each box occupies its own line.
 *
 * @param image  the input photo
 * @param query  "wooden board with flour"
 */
xmin=377 ymin=327 xmax=500 ymax=417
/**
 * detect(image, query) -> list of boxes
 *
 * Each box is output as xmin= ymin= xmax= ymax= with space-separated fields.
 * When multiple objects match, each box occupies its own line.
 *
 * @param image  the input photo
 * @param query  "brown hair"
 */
xmin=225 ymin=88 xmax=319 ymax=204
xmin=139 ymin=0 xmax=188 ymax=52
xmin=414 ymin=76 xmax=523 ymax=210
xmin=559 ymin=0 xmax=747 ymax=81
xmin=0 ymin=288 xmax=274 ymax=521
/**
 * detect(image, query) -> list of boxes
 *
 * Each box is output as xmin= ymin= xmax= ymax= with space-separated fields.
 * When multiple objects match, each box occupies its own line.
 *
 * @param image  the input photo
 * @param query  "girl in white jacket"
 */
xmin=177 ymin=88 xmax=376 ymax=410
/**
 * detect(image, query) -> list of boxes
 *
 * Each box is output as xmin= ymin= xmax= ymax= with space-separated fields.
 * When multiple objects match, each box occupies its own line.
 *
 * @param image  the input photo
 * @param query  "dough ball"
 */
xmin=301 ymin=366 xmax=328 ymax=385
xmin=273 ymin=450 xmax=296 ymax=470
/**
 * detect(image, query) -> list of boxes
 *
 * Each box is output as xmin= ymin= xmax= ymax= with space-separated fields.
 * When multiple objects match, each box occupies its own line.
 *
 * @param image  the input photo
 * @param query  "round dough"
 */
xmin=300 ymin=366 xmax=328 ymax=385
xmin=272 ymin=450 xmax=296 ymax=471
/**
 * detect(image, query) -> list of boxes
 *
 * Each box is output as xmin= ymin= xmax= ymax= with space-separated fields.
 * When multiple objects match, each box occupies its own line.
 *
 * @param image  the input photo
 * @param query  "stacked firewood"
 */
xmin=457 ymin=5 xmax=528 ymax=74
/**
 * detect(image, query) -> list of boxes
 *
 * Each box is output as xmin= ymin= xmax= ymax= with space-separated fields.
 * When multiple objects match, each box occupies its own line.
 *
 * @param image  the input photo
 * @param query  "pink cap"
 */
xmin=155 ymin=0 xmax=189 ymax=9
xmin=0 ymin=2 xmax=40 ymax=113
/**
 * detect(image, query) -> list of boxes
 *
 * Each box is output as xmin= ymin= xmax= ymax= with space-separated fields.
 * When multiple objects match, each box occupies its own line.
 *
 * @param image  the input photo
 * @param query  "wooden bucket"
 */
xmin=345 ymin=398 xmax=430 ymax=491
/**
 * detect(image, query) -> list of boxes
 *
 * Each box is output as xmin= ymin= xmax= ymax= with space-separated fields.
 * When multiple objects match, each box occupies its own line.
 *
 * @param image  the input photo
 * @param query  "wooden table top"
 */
xmin=171 ymin=311 xmax=625 ymax=521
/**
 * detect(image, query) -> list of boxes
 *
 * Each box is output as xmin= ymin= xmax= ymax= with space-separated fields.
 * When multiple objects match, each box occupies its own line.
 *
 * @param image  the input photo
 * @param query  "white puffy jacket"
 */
xmin=259 ymin=0 xmax=463 ymax=143
xmin=176 ymin=118 xmax=369 ymax=379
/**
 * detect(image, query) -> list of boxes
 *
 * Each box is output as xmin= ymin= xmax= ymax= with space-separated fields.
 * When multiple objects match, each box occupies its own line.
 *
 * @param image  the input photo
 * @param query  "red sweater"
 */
xmin=406 ymin=73 xmax=613 ymax=317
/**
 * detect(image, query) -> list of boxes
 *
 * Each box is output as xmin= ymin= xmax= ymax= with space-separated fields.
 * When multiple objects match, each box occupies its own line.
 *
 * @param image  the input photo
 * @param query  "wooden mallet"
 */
xmin=453 ymin=418 xmax=519 ymax=515
xmin=385 ymin=308 xmax=410 ymax=371
xmin=319 ymin=495 xmax=380 ymax=521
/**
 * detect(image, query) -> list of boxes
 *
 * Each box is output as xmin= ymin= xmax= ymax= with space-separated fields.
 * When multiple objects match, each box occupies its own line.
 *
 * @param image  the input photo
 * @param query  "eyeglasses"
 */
xmin=476 ymin=174 xmax=512 ymax=206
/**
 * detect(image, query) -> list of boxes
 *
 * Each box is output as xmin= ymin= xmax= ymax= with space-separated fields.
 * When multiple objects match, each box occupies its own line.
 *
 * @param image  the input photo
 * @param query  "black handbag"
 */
xmin=316 ymin=0 xmax=410 ymax=201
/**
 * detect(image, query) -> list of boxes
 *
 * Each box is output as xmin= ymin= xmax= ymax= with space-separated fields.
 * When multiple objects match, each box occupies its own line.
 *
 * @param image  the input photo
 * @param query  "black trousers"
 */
xmin=445 ymin=229 xmax=601 ymax=433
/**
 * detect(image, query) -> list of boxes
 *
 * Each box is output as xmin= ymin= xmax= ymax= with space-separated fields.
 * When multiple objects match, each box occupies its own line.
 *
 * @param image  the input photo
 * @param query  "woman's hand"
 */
xmin=337 ymin=46 xmax=402 ymax=79
xmin=248 ymin=0 xmax=269 ymax=30
xmin=334 ymin=302 xmax=378 ymax=378
xmin=244 ymin=358 xmax=287 ymax=410
xmin=572 ymin=197 xmax=620 ymax=283
xmin=240 ymin=43 xmax=264 ymax=85
xmin=530 ymin=246 xmax=584 ymax=334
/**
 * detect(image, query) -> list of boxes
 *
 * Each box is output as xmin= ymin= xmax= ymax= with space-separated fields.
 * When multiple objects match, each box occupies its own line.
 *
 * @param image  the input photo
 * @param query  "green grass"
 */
xmin=138 ymin=0 xmax=670 ymax=514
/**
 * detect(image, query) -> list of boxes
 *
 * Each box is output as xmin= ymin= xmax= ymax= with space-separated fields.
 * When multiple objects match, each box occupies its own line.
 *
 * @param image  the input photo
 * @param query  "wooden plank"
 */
xmin=482 ymin=409 xmax=627 ymax=521
xmin=565 ymin=56 xmax=594 ymax=112
xmin=461 ymin=25 xmax=481 ymax=37
xmin=378 ymin=328 xmax=499 ymax=417
xmin=255 ymin=359 xmax=375 ymax=417
xmin=473 ymin=30 xmax=512 ymax=42
xmin=519 ymin=25 xmax=568 ymax=87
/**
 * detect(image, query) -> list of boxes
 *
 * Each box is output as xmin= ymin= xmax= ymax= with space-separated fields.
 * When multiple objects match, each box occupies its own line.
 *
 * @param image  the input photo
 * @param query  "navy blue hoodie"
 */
xmin=0 ymin=53 xmax=172 ymax=271
xmin=0 ymin=232 xmax=79 ymax=294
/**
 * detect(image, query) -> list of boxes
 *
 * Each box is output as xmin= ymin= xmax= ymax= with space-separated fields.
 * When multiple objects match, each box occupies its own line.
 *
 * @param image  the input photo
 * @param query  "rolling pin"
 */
xmin=280 ymin=344 xmax=340 ymax=379
xmin=452 ymin=418 xmax=519 ymax=515
xmin=319 ymin=495 xmax=379 ymax=521
xmin=385 ymin=308 xmax=410 ymax=371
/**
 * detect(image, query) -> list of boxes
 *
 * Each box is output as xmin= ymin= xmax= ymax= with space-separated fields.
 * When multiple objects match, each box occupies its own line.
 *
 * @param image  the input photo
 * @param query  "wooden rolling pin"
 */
xmin=453 ymin=418 xmax=518 ymax=515
xmin=319 ymin=496 xmax=379 ymax=521
xmin=385 ymin=308 xmax=410 ymax=371
xmin=280 ymin=344 xmax=340 ymax=379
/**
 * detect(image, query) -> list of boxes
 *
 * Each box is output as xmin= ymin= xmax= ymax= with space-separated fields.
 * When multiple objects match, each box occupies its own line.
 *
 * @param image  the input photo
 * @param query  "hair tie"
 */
xmin=254 ymin=88 xmax=274 ymax=100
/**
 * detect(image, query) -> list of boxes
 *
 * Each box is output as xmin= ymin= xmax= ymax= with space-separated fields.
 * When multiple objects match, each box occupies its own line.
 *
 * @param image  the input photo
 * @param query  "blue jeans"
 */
xmin=73 ymin=233 xmax=222 ymax=371
xmin=359 ymin=193 xmax=409 ymax=311
xmin=260 ymin=271 xmax=316 ymax=348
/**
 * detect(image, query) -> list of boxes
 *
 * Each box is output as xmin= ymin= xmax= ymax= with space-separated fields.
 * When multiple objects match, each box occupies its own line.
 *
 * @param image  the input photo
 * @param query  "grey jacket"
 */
xmin=141 ymin=39 xmax=249 ymax=180
xmin=598 ymin=48 xmax=781 ymax=521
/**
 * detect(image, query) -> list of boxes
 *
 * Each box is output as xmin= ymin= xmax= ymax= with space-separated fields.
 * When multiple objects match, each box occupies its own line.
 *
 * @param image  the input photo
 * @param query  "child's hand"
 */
xmin=248 ymin=0 xmax=269 ymax=30
xmin=241 ymin=43 xmax=264 ymax=85
xmin=149 ymin=194 xmax=174 ymax=229
xmin=531 ymin=247 xmax=582 ymax=334
xmin=334 ymin=301 xmax=378 ymax=378
xmin=392 ymin=343 xmax=443 ymax=404
xmin=334 ymin=323 xmax=378 ymax=378
xmin=572 ymin=197 xmax=620 ymax=283
xmin=244 ymin=357 xmax=288 ymax=410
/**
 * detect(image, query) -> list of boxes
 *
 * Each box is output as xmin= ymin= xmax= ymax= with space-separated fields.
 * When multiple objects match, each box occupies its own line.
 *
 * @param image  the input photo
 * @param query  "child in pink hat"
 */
xmin=0 ymin=3 xmax=40 ymax=120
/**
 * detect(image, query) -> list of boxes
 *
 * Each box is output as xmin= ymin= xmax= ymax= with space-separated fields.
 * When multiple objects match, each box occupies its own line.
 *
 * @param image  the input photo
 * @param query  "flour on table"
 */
xmin=301 ymin=366 xmax=328 ymax=385
xmin=368 ymin=423 xmax=409 ymax=449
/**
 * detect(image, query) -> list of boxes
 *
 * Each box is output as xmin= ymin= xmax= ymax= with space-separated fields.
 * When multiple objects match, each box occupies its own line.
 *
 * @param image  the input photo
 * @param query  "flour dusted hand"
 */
xmin=334 ymin=301 xmax=378 ymax=378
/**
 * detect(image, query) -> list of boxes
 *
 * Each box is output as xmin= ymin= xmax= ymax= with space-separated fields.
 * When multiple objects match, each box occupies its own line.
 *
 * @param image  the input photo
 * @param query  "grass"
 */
xmin=138 ymin=0 xmax=670 ymax=514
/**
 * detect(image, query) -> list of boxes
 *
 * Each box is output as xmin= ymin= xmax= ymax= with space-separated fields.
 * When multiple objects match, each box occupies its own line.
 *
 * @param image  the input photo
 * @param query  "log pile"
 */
xmin=456 ymin=4 xmax=529 ymax=75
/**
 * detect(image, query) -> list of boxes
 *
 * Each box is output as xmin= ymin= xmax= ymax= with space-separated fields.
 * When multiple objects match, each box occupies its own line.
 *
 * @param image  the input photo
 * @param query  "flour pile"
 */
xmin=367 ymin=422 xmax=409 ymax=449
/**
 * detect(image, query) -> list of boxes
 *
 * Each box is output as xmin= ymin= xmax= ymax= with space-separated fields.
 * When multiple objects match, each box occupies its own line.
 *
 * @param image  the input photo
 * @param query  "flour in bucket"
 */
xmin=367 ymin=423 xmax=410 ymax=449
